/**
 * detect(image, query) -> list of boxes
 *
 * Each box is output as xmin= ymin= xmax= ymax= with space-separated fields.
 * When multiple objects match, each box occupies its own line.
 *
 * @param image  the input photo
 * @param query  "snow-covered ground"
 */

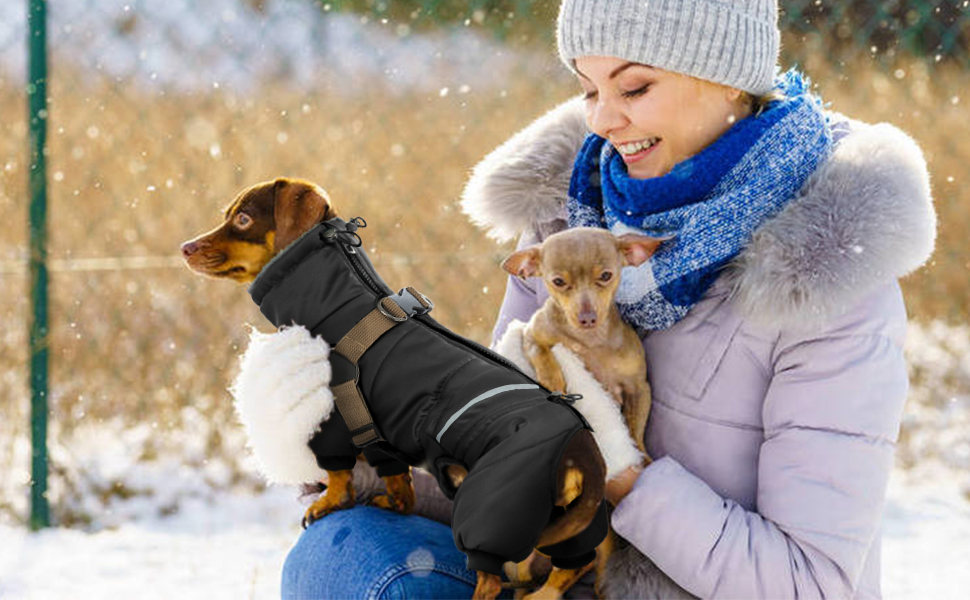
xmin=0 ymin=470 xmax=968 ymax=599
xmin=882 ymin=472 xmax=970 ymax=599
xmin=0 ymin=486 xmax=300 ymax=600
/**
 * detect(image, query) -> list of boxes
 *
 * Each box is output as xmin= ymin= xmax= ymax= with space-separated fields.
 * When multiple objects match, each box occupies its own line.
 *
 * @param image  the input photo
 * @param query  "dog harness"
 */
xmin=248 ymin=216 xmax=608 ymax=575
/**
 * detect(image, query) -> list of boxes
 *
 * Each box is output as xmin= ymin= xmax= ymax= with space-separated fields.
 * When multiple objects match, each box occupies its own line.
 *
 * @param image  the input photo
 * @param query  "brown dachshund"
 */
xmin=181 ymin=177 xmax=608 ymax=599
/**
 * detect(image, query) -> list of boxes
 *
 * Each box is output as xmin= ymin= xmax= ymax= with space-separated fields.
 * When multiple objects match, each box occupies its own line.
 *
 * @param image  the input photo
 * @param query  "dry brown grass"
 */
xmin=0 ymin=60 xmax=575 ymax=459
xmin=0 ymin=43 xmax=967 ymax=522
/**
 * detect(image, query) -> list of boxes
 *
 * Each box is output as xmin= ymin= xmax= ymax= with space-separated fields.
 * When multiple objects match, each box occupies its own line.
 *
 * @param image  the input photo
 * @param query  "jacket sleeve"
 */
xmin=611 ymin=287 xmax=909 ymax=598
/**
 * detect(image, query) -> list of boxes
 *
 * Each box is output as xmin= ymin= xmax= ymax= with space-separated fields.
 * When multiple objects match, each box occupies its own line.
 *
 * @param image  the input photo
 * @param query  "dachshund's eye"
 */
xmin=599 ymin=271 xmax=613 ymax=283
xmin=552 ymin=277 xmax=567 ymax=288
xmin=233 ymin=212 xmax=253 ymax=229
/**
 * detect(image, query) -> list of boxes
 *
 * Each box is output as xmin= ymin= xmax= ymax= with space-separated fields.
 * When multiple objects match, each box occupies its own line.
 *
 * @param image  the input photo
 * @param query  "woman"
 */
xmin=281 ymin=0 xmax=936 ymax=597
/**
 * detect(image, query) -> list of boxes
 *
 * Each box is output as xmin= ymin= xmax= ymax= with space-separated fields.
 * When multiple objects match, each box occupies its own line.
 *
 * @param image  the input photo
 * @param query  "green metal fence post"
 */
xmin=27 ymin=0 xmax=50 ymax=531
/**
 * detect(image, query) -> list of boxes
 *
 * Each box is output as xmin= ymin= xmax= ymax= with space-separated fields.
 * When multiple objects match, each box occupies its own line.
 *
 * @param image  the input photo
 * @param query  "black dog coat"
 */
xmin=248 ymin=217 xmax=608 ymax=575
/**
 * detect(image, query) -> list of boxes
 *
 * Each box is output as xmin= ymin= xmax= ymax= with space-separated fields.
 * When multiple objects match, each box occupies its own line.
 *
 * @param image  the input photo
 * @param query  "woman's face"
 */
xmin=574 ymin=55 xmax=751 ymax=180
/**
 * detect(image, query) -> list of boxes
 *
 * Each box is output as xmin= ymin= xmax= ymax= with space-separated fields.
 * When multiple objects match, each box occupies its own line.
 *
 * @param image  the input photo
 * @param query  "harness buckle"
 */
xmin=348 ymin=422 xmax=384 ymax=449
xmin=380 ymin=287 xmax=434 ymax=321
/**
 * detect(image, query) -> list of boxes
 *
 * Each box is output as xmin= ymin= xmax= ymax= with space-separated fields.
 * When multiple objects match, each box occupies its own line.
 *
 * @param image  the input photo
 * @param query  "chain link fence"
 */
xmin=1 ymin=0 xmax=968 ymax=526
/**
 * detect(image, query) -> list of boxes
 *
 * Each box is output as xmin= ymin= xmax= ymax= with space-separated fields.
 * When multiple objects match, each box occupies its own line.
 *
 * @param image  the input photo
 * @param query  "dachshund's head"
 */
xmin=180 ymin=177 xmax=337 ymax=284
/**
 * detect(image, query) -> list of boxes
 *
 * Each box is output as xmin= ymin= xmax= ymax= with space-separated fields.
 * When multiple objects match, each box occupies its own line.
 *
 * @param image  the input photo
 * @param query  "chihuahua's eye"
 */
xmin=599 ymin=271 xmax=613 ymax=283
xmin=233 ymin=212 xmax=253 ymax=229
xmin=552 ymin=277 xmax=567 ymax=288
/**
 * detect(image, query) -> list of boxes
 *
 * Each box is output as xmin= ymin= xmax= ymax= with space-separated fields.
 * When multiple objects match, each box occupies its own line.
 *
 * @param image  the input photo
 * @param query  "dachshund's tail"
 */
xmin=536 ymin=428 xmax=607 ymax=548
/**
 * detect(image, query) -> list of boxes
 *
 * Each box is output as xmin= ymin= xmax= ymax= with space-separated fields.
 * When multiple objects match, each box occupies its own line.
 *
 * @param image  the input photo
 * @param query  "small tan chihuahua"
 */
xmin=502 ymin=227 xmax=667 ymax=453
xmin=500 ymin=226 xmax=668 ymax=598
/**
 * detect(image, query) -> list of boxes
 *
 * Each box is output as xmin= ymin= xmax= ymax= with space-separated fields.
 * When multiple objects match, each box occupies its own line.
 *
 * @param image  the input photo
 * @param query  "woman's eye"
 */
xmin=582 ymin=89 xmax=598 ymax=101
xmin=622 ymin=84 xmax=651 ymax=98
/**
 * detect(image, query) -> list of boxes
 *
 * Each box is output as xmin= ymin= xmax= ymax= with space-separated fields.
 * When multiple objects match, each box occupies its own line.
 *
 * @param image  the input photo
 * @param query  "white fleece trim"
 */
xmin=229 ymin=323 xmax=335 ymax=485
xmin=492 ymin=319 xmax=537 ymax=378
xmin=494 ymin=320 xmax=644 ymax=479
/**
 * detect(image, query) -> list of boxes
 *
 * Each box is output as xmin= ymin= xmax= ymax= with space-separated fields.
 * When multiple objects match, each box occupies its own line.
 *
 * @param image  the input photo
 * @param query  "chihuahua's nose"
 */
xmin=577 ymin=308 xmax=598 ymax=328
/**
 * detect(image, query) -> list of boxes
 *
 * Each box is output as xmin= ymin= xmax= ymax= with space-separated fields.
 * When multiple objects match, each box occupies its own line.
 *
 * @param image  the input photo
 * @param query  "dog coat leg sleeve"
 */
xmin=308 ymin=417 xmax=360 ymax=472
xmin=537 ymin=499 xmax=609 ymax=569
xmin=362 ymin=446 xmax=410 ymax=478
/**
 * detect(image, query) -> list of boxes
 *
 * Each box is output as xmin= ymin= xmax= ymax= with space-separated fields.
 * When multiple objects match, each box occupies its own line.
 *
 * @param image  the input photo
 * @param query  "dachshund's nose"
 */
xmin=181 ymin=241 xmax=200 ymax=257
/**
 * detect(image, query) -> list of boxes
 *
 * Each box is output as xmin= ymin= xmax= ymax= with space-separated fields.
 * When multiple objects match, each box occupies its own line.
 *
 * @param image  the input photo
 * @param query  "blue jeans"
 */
xmin=281 ymin=506 xmax=515 ymax=599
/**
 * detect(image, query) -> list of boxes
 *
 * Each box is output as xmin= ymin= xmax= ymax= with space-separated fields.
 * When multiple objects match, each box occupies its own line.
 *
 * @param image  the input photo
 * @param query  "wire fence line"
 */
xmin=0 ymin=252 xmax=503 ymax=274
xmin=1 ymin=0 xmax=968 ymax=527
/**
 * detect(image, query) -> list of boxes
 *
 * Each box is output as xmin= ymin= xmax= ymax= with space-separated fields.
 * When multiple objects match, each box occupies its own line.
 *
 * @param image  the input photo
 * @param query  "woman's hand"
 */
xmin=605 ymin=457 xmax=650 ymax=505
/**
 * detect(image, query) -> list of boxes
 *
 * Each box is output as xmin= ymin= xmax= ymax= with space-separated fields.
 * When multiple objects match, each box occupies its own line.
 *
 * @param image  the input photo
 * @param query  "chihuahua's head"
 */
xmin=180 ymin=177 xmax=336 ymax=284
xmin=502 ymin=227 xmax=667 ymax=331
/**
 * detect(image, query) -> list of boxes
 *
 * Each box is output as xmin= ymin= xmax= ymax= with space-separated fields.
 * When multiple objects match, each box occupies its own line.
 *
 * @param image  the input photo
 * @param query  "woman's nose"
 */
xmin=588 ymin=98 xmax=628 ymax=138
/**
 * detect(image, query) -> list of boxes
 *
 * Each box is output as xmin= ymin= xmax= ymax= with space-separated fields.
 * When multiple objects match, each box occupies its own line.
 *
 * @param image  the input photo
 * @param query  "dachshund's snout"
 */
xmin=181 ymin=239 xmax=206 ymax=258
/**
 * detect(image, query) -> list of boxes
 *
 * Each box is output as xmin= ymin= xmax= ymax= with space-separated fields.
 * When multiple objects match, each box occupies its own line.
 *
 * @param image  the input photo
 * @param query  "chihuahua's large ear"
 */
xmin=615 ymin=233 xmax=672 ymax=267
xmin=501 ymin=246 xmax=542 ymax=280
xmin=273 ymin=178 xmax=336 ymax=252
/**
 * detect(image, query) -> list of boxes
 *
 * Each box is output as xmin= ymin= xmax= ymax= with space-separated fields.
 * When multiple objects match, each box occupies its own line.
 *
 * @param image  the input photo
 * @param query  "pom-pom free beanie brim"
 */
xmin=557 ymin=0 xmax=780 ymax=95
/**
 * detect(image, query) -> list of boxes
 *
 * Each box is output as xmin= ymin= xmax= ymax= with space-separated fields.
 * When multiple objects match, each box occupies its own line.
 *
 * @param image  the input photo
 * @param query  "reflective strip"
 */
xmin=435 ymin=384 xmax=541 ymax=443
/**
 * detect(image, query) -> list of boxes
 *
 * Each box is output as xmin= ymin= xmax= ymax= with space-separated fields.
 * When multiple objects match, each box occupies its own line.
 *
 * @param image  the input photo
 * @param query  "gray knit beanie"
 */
xmin=557 ymin=0 xmax=780 ymax=95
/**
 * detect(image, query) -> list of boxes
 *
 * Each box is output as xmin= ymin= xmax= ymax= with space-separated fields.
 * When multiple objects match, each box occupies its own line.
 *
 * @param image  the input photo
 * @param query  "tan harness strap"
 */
xmin=328 ymin=290 xmax=430 ymax=448
xmin=334 ymin=297 xmax=406 ymax=363
xmin=331 ymin=380 xmax=381 ymax=447
xmin=404 ymin=286 xmax=432 ymax=310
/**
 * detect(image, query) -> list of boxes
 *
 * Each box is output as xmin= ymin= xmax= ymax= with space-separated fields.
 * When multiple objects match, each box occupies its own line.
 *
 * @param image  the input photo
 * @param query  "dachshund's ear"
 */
xmin=272 ymin=178 xmax=336 ymax=252
xmin=501 ymin=245 xmax=543 ymax=280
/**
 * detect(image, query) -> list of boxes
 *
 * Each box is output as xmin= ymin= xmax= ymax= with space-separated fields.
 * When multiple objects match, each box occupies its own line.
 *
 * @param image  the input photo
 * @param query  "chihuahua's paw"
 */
xmin=231 ymin=323 xmax=335 ymax=485
xmin=538 ymin=369 xmax=568 ymax=395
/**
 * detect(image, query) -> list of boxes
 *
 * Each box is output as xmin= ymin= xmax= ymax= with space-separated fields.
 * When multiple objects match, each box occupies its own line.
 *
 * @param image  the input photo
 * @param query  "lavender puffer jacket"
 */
xmin=460 ymin=97 xmax=936 ymax=598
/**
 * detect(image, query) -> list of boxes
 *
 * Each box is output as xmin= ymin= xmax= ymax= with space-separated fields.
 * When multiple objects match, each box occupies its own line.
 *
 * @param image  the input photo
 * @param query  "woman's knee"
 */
xmin=366 ymin=561 xmax=479 ymax=599
xmin=281 ymin=506 xmax=480 ymax=599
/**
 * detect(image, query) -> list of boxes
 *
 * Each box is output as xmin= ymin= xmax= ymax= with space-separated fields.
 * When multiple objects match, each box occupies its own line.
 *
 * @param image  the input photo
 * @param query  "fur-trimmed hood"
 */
xmin=460 ymin=97 xmax=936 ymax=329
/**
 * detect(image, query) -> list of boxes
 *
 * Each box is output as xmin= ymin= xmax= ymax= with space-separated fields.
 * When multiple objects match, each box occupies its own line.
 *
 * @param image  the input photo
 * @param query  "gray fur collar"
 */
xmin=460 ymin=97 xmax=936 ymax=330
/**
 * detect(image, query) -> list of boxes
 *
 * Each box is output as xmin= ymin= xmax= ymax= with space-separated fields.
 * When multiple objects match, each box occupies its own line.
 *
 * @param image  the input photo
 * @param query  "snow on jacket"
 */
xmin=460 ymin=96 xmax=936 ymax=598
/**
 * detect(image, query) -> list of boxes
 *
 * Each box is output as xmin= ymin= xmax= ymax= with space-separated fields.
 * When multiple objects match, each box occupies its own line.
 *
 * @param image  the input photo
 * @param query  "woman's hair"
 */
xmin=747 ymin=89 xmax=786 ymax=116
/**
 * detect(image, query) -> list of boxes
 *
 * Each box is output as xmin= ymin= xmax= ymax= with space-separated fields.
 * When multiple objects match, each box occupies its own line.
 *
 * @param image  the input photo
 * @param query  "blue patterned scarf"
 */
xmin=567 ymin=69 xmax=833 ymax=334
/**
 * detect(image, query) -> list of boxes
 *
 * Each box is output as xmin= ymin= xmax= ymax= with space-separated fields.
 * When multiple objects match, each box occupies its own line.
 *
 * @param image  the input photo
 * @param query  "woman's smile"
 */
xmin=615 ymin=137 xmax=661 ymax=165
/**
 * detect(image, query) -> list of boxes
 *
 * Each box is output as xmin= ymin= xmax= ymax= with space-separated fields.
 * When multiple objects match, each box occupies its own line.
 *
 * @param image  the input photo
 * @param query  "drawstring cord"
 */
xmin=547 ymin=392 xmax=593 ymax=431
xmin=319 ymin=216 xmax=366 ymax=247
xmin=547 ymin=392 xmax=583 ymax=406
